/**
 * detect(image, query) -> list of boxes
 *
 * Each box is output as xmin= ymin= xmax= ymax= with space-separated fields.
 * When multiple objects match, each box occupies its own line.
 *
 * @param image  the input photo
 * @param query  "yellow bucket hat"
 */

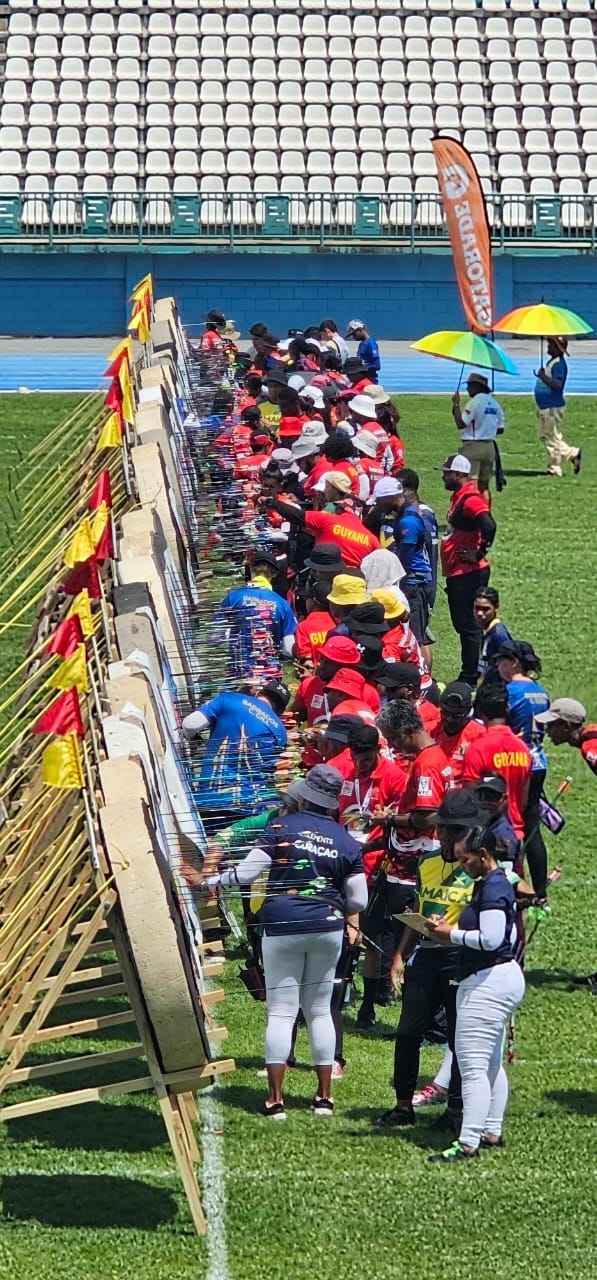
xmin=327 ymin=575 xmax=369 ymax=607
xmin=370 ymin=588 xmax=408 ymax=620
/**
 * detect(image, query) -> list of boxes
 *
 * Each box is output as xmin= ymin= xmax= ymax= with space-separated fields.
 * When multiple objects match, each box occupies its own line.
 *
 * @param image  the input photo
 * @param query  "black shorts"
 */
xmin=363 ymin=877 xmax=416 ymax=936
xmin=403 ymin=582 xmax=430 ymax=645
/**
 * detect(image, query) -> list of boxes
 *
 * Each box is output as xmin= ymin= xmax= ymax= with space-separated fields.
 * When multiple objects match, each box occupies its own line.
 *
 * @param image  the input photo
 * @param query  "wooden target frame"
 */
xmin=0 ymin=297 xmax=233 ymax=1237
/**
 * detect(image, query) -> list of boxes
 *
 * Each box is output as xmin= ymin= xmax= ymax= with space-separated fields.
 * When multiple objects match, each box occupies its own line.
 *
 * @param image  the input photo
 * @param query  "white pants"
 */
xmin=262 ymin=930 xmax=343 ymax=1067
xmin=455 ymin=960 xmax=525 ymax=1149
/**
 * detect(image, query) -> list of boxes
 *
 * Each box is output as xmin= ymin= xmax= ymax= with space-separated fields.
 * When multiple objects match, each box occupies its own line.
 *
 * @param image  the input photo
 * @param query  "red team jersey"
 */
xmin=387 ymin=744 xmax=451 ymax=882
xmin=294 ymin=611 xmax=335 ymax=661
xmin=440 ymin=482 xmax=491 ymax=578
xmin=332 ymin=752 xmax=408 ymax=878
xmin=580 ymin=725 xmax=597 ymax=775
xmin=435 ymin=718 xmax=487 ymax=782
xmin=305 ymin=511 xmax=380 ymax=567
xmin=462 ymin=724 xmax=531 ymax=838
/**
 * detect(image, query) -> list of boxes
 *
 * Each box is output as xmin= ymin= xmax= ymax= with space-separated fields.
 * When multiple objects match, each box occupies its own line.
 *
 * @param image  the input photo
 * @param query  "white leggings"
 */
xmin=455 ymin=960 xmax=525 ymax=1149
xmin=262 ymin=930 xmax=343 ymax=1067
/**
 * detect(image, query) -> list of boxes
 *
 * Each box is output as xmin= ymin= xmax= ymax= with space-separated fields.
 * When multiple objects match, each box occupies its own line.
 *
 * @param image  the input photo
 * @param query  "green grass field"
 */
xmin=0 ymin=392 xmax=595 ymax=1280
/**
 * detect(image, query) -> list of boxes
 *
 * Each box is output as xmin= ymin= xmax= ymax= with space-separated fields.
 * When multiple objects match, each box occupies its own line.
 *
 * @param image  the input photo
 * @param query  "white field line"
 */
xmin=201 ymin=1085 xmax=230 ymax=1280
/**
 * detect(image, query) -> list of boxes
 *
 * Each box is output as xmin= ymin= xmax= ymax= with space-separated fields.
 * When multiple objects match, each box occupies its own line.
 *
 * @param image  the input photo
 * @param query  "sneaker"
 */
xmin=355 ymin=1008 xmax=376 ymax=1029
xmin=431 ymin=1109 xmax=461 ymax=1134
xmin=429 ymin=1140 xmax=479 ymax=1163
xmin=331 ymin=1060 xmax=344 ymax=1080
xmin=413 ymin=1083 xmax=448 ymax=1110
xmin=376 ymin=1104 xmax=415 ymax=1127
xmin=480 ymin=1134 xmax=504 ymax=1149
xmin=261 ymin=1100 xmax=287 ymax=1121
xmin=312 ymin=1095 xmax=334 ymax=1117
xmin=573 ymin=448 xmax=582 ymax=475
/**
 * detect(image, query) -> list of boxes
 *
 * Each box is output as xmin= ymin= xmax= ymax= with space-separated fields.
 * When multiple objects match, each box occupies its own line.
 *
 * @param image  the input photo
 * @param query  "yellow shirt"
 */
xmin=416 ymin=850 xmax=473 ymax=926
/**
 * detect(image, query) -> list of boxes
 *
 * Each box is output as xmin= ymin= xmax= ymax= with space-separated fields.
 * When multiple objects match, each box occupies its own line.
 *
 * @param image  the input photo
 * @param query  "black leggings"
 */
xmin=524 ymin=768 xmax=548 ymax=898
xmin=394 ymin=946 xmax=462 ymax=1111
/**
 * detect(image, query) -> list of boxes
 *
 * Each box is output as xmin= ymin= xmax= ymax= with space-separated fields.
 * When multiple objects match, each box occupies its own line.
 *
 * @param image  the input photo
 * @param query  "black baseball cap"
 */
xmin=261 ymin=679 xmax=291 ymax=713
xmin=440 ymin=681 xmax=473 ymax=711
xmin=437 ymin=789 xmax=486 ymax=827
xmin=250 ymin=550 xmax=280 ymax=572
xmin=375 ymin=660 xmax=421 ymax=689
xmin=265 ymin=370 xmax=288 ymax=387
xmin=474 ymin=773 xmax=507 ymax=797
xmin=321 ymin=714 xmax=362 ymax=746
xmin=204 ymin=309 xmax=226 ymax=326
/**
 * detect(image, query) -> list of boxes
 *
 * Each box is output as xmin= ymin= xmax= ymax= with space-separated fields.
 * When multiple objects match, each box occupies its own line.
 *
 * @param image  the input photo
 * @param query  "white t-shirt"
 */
xmin=327 ymin=333 xmax=350 ymax=365
xmin=461 ymin=392 xmax=505 ymax=441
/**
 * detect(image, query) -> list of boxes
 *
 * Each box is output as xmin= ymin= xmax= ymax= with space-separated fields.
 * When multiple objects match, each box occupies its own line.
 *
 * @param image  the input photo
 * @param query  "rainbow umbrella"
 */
xmin=411 ymin=330 xmax=518 ymax=376
xmin=494 ymin=303 xmax=592 ymax=337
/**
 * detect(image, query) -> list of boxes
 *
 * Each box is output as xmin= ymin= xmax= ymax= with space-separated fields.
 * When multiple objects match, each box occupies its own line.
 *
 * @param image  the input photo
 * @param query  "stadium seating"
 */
xmin=1 ymin=0 xmax=597 ymax=239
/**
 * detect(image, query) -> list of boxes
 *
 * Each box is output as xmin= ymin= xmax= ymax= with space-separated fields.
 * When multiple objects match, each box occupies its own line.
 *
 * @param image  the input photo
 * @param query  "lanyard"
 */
xmin=354 ymin=776 xmax=374 ymax=816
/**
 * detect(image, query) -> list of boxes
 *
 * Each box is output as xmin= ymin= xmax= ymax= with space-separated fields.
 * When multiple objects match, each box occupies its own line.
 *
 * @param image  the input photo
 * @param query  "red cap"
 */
xmin=325 ymin=669 xmax=365 ymax=699
xmin=319 ymin=636 xmax=361 ymax=666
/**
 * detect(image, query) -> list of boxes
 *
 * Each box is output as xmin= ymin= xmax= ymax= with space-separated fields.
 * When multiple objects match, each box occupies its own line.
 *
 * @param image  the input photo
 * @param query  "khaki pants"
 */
xmin=536 ymin=407 xmax=578 ymax=476
xmin=461 ymin=440 xmax=495 ymax=490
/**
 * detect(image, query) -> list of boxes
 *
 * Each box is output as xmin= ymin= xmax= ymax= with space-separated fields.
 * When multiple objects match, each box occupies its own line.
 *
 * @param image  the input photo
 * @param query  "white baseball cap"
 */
xmin=434 ymin=453 xmax=472 ymax=475
xmin=371 ymin=477 xmax=403 ymax=501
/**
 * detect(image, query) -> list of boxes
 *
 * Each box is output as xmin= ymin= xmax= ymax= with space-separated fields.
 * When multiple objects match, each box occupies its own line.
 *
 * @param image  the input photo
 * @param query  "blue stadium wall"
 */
xmin=1 ymin=251 xmax=596 ymax=338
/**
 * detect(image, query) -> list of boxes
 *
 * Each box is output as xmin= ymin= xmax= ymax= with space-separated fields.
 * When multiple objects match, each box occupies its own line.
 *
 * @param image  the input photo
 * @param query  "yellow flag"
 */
xmin=67 ymin=590 xmax=94 ymax=638
xmin=48 ymin=643 xmax=89 ymax=694
xmin=64 ymin=517 xmax=95 ymax=569
xmin=107 ymin=336 xmax=133 ymax=364
xmin=129 ymin=272 xmax=153 ymax=303
xmin=90 ymin=502 xmax=109 ymax=548
xmin=118 ymin=361 xmax=136 ymax=424
xmin=42 ymin=731 xmax=84 ymax=790
xmin=128 ymin=307 xmax=150 ymax=346
xmin=96 ymin=413 xmax=122 ymax=451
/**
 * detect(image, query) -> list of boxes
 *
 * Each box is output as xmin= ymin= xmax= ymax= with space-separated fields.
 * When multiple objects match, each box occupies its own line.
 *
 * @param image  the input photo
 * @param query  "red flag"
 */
xmin=45 ymin=615 xmax=84 ymax=659
xmin=62 ymin=556 xmax=101 ymax=599
xmin=33 ymin=687 xmax=84 ymax=738
xmin=104 ymin=379 xmax=123 ymax=413
xmin=103 ymin=350 xmax=130 ymax=380
xmin=89 ymin=470 xmax=113 ymax=511
xmin=431 ymin=136 xmax=493 ymax=333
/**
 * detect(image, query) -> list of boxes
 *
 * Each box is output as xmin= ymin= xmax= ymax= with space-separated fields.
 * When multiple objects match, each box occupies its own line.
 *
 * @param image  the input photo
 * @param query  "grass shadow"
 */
xmin=6 ymin=1099 xmax=166 ymax=1153
xmin=525 ymin=967 xmax=588 ymax=990
xmin=1 ymin=1173 xmax=178 ymax=1230
xmin=545 ymin=1089 xmax=597 ymax=1118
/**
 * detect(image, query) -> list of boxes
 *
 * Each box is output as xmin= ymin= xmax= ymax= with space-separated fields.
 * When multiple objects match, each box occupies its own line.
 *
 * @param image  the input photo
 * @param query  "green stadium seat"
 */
xmin=0 ymin=197 xmax=21 ymax=235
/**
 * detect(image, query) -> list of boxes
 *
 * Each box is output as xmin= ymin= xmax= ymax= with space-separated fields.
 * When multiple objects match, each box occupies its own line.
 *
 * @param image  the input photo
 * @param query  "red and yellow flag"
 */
xmin=45 ymin=615 xmax=84 ymax=659
xmin=42 ymin=731 xmax=84 ymax=789
xmin=118 ymin=360 xmax=135 ymax=425
xmin=67 ymin=589 xmax=94 ymax=637
xmin=128 ymin=303 xmax=151 ymax=347
xmin=48 ymin=643 xmax=88 ymax=695
xmin=91 ymin=502 xmax=114 ymax=563
xmin=34 ymin=687 xmax=84 ymax=738
xmin=431 ymin=136 xmax=493 ymax=333
xmin=107 ymin=336 xmax=134 ymax=365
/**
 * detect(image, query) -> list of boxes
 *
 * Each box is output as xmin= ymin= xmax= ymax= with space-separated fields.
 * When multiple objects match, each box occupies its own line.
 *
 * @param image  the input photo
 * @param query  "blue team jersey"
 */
xmin=194 ymin=692 xmax=287 ymax=810
xmin=506 ymin=679 xmax=550 ymax=771
xmin=419 ymin=501 xmax=439 ymax=602
xmin=217 ymin=585 xmax=296 ymax=678
xmin=457 ymin=868 xmax=517 ymax=976
xmin=479 ymin=619 xmax=512 ymax=677
xmin=486 ymin=813 xmax=520 ymax=865
xmin=394 ymin=503 xmax=432 ymax=582
xmin=357 ymin=336 xmax=381 ymax=380
xmin=534 ymin=356 xmax=567 ymax=409
xmin=257 ymin=811 xmax=364 ymax=936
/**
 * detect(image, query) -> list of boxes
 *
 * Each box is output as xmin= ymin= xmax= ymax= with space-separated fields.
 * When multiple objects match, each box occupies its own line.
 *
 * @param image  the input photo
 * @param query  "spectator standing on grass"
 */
xmin=345 ymin=320 xmax=381 ymax=383
xmin=426 ymin=827 xmax=525 ymax=1162
xmin=494 ymin=640 xmax=551 ymax=899
xmin=534 ymin=337 xmax=582 ymax=478
xmin=451 ymin=373 xmax=504 ymax=505
xmin=474 ymin=587 xmax=512 ymax=680
xmin=437 ymin=454 xmax=496 ymax=687
xmin=199 ymin=765 xmax=368 ymax=1120
xmin=461 ymin=683 xmax=531 ymax=843
xmin=535 ymin=697 xmax=597 ymax=777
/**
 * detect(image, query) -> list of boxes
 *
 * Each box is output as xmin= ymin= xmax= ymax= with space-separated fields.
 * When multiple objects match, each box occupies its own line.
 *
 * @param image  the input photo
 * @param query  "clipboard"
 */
xmin=392 ymin=911 xmax=432 ymax=938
